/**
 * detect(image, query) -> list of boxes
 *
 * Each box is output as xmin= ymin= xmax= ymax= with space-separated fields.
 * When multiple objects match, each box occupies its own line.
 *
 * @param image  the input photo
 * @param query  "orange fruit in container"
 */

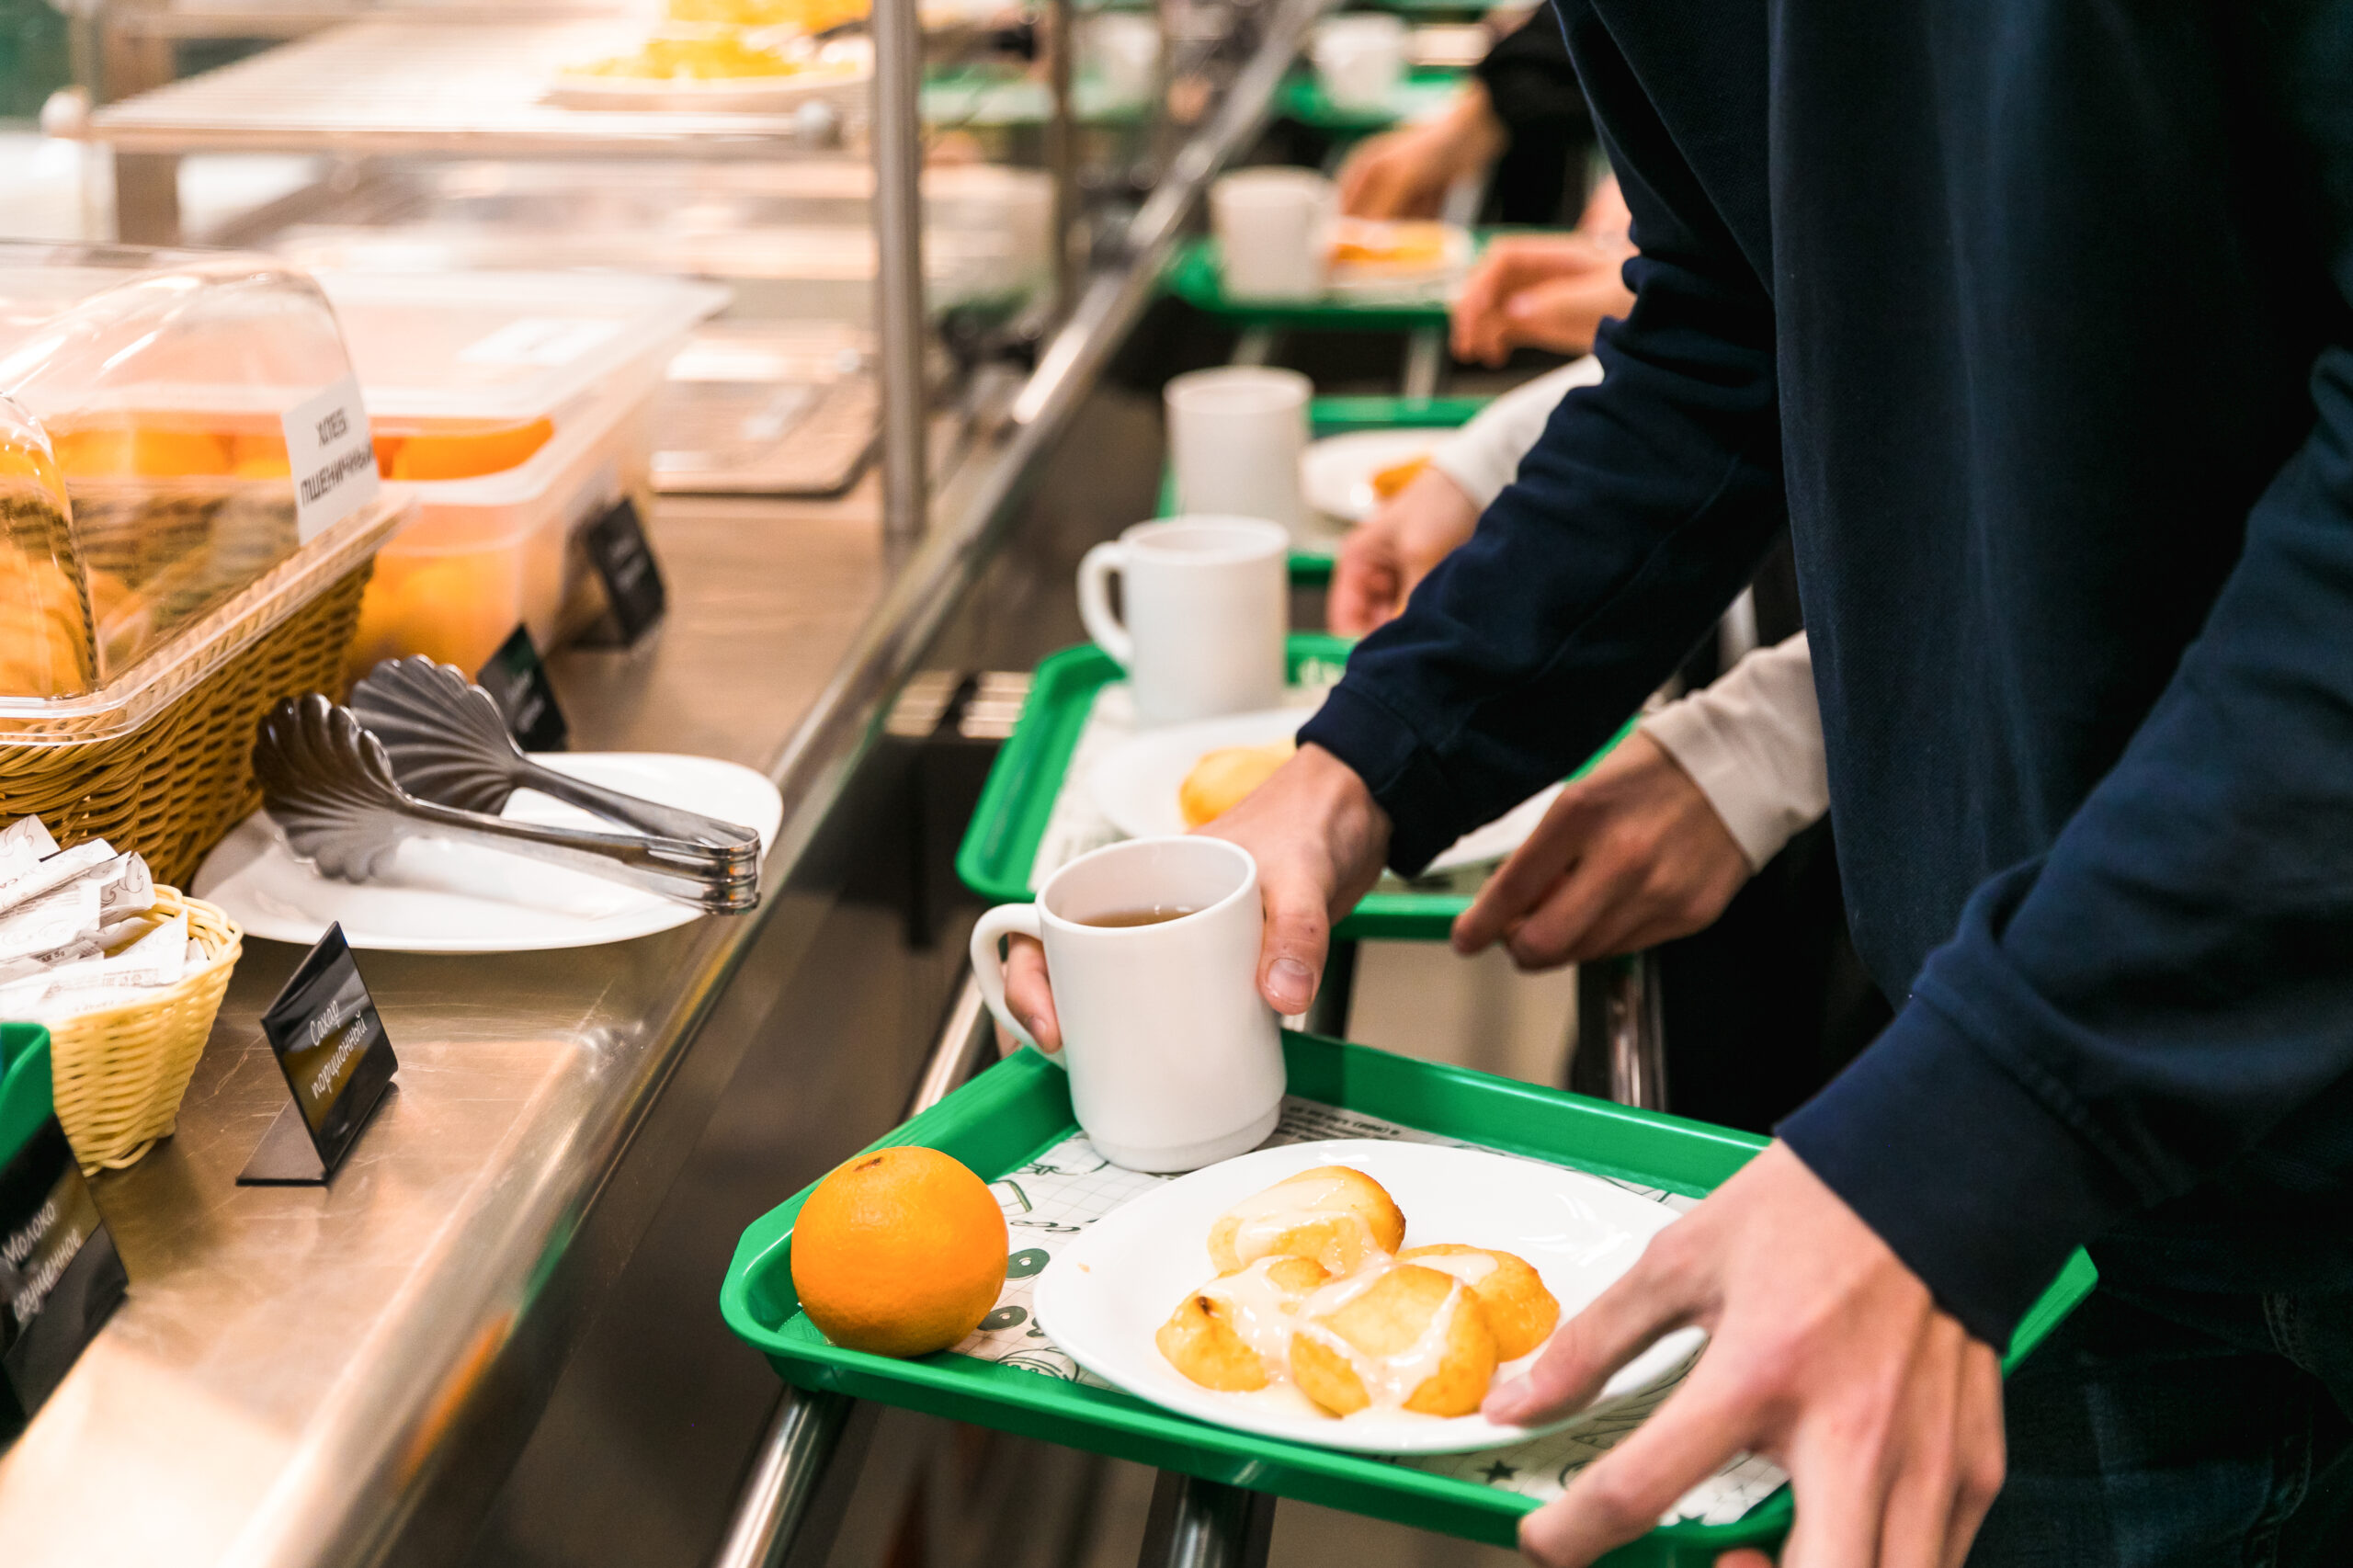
xmin=52 ymin=425 xmax=233 ymax=477
xmin=229 ymin=432 xmax=291 ymax=479
xmin=790 ymin=1145 xmax=1008 ymax=1358
xmin=384 ymin=419 xmax=555 ymax=483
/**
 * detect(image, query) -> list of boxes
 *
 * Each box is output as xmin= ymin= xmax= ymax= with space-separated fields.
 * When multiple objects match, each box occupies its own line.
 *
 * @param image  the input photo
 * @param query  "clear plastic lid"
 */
xmin=312 ymin=269 xmax=731 ymax=425
xmin=0 ymin=243 xmax=405 ymax=732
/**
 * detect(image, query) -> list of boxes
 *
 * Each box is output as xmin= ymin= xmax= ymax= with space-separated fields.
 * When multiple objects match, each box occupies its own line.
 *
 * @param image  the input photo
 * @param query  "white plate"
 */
xmin=1033 ymin=1139 xmax=1703 ymax=1455
xmin=191 ymin=752 xmax=784 ymax=953
xmin=544 ymin=63 xmax=868 ymax=112
xmin=1324 ymin=221 xmax=1474 ymax=301
xmin=1087 ymin=709 xmax=1561 ymax=875
xmin=1300 ymin=428 xmax=1453 ymax=522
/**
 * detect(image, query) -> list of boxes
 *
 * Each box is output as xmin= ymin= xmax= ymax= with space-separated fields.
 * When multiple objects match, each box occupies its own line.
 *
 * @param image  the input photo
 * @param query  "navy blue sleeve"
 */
xmin=1299 ymin=0 xmax=1787 ymax=872
xmin=1780 ymin=14 xmax=2353 ymax=1343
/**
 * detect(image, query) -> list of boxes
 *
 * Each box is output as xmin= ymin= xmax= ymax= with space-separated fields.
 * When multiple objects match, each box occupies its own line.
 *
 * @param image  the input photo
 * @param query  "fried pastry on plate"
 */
xmin=1206 ymin=1165 xmax=1405 ymax=1277
xmin=1178 ymin=739 xmax=1295 ymax=829
xmin=1395 ymin=1244 xmax=1560 ymax=1360
xmin=1290 ymin=1263 xmax=1498 ymax=1417
xmin=1155 ymin=1255 xmax=1329 ymax=1391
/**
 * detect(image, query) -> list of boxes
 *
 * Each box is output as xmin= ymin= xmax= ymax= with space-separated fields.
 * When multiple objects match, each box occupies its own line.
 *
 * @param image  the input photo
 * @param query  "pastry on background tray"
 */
xmin=1178 ymin=737 xmax=1295 ymax=829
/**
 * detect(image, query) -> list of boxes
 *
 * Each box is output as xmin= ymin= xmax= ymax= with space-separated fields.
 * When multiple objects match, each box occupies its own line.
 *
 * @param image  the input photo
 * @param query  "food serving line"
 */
xmin=0 ymin=3 xmax=1345 ymax=1564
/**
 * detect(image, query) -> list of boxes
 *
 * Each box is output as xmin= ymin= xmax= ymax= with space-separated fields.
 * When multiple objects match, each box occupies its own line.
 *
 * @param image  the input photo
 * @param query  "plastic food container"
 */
xmin=0 ymin=242 xmax=409 ymax=881
xmin=314 ymin=269 xmax=728 ymax=675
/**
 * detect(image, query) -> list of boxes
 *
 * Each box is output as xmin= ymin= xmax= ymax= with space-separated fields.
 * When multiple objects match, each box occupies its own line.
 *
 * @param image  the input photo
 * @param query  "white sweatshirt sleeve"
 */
xmin=1639 ymin=632 xmax=1830 ymax=871
xmin=1426 ymin=357 xmax=1607 ymax=510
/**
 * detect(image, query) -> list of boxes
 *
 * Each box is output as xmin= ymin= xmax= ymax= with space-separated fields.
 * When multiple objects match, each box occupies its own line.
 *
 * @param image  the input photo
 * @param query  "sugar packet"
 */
xmin=0 ymin=816 xmax=60 ymax=885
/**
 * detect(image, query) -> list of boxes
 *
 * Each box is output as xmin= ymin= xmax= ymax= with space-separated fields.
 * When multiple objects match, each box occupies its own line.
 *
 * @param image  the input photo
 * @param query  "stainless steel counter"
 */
xmin=4 ymin=3 xmax=1324 ymax=1558
xmin=0 ymin=491 xmax=888 ymax=1568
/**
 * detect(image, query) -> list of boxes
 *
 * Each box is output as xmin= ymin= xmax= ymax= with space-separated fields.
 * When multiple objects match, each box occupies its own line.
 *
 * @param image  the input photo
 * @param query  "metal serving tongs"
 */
xmin=252 ymin=696 xmax=760 ymax=914
xmin=346 ymin=656 xmax=761 ymax=857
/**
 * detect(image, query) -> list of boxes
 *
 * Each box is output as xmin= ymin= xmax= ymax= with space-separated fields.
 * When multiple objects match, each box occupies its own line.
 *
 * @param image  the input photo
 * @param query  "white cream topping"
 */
xmin=1296 ymin=1263 xmax=1470 ymax=1412
xmin=1408 ymin=1248 xmax=1499 ymax=1288
xmin=1223 ymin=1172 xmax=1376 ymax=1267
xmin=1199 ymin=1257 xmax=1316 ymax=1370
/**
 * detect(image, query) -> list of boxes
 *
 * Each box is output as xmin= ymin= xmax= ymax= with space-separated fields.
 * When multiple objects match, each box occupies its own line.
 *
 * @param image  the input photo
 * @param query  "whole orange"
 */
xmin=790 ymin=1145 xmax=1007 ymax=1358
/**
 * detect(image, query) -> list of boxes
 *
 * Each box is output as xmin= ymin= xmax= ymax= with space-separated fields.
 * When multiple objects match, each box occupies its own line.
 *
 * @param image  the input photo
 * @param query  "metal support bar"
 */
xmin=1136 ymin=1472 xmax=1277 ymax=1568
xmin=709 ymin=1389 xmax=860 ymax=1568
xmin=707 ymin=974 xmax=994 ymax=1568
xmin=905 ymin=973 xmax=995 ymax=1120
xmin=1572 ymin=951 xmax=1667 ymax=1110
xmin=1229 ymin=325 xmax=1279 ymax=367
xmin=871 ymin=0 xmax=929 ymax=548
xmin=1046 ymin=0 xmax=1079 ymax=321
xmin=1400 ymin=327 xmax=1444 ymax=402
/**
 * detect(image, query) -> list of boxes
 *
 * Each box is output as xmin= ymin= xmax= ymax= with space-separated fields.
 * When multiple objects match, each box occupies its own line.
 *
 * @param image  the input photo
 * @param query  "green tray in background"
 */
xmin=1275 ymin=68 xmax=1466 ymax=132
xmin=952 ymin=633 xmax=1634 ymax=940
xmin=1156 ymin=395 xmax=1493 ymax=579
xmin=0 ymin=1023 xmax=51 ymax=1170
xmin=721 ymin=1032 xmax=2100 ymax=1560
xmin=1164 ymin=234 xmax=1482 ymax=330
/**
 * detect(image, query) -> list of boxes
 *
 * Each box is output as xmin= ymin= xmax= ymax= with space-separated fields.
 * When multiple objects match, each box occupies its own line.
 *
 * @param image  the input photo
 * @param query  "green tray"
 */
xmin=721 ymin=1032 xmax=2098 ymax=1559
xmin=954 ymin=632 xmax=1633 ymax=939
xmin=0 ymin=1023 xmax=51 ymax=1169
xmin=1275 ymin=68 xmax=1466 ymax=132
xmin=1164 ymin=235 xmax=1478 ymax=330
xmin=1157 ymin=395 xmax=1492 ymax=577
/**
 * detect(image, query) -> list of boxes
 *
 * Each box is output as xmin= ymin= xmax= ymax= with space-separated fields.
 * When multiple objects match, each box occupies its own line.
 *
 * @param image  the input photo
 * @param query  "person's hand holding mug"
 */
xmin=999 ymin=743 xmax=1392 ymax=1051
xmin=1328 ymin=464 xmax=1482 ymax=636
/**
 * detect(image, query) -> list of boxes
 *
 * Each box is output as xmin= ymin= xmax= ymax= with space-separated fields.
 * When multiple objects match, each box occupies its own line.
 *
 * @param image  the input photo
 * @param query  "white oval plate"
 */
xmin=1033 ymin=1138 xmax=1703 ymax=1455
xmin=192 ymin=752 xmax=783 ymax=953
xmin=543 ymin=63 xmax=868 ymax=113
xmin=1086 ymin=709 xmax=1561 ymax=875
xmin=1300 ymin=428 xmax=1454 ymax=523
xmin=1324 ymin=221 xmax=1474 ymax=301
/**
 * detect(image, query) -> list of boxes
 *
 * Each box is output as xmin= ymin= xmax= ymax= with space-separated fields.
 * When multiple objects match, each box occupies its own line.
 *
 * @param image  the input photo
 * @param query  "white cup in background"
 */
xmin=1164 ymin=365 xmax=1313 ymax=538
xmin=1077 ymin=516 xmax=1288 ymax=727
xmin=1311 ymin=15 xmax=1406 ymax=112
xmin=1084 ymin=13 xmax=1161 ymax=108
xmin=970 ymin=836 xmax=1286 ymax=1171
xmin=1209 ymin=167 xmax=1334 ymax=301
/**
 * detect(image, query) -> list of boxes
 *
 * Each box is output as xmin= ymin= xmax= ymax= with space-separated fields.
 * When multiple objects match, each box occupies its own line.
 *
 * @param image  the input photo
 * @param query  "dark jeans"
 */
xmin=1970 ymin=1281 xmax=2353 ymax=1566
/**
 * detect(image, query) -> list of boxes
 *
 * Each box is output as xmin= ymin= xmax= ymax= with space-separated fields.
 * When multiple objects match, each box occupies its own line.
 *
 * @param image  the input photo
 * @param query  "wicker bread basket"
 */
xmin=0 ymin=562 xmax=371 ymax=888
xmin=46 ymin=886 xmax=242 ymax=1173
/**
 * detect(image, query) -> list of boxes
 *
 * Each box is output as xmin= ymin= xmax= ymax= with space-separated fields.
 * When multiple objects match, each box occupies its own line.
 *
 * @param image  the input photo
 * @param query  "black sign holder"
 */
xmin=238 ymin=924 xmax=400 ymax=1187
xmin=576 ymin=496 xmax=668 ymax=647
xmin=476 ymin=625 xmax=570 ymax=753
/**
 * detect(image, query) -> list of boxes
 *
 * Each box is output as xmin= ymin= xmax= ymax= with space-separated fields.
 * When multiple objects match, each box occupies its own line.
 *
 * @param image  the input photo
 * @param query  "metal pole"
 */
xmin=708 ymin=1390 xmax=859 ymax=1568
xmin=1572 ymin=952 xmax=1668 ymax=1110
xmin=1046 ymin=0 xmax=1079 ymax=320
xmin=872 ymin=0 xmax=928 ymax=547
xmin=1136 ymin=1473 xmax=1277 ymax=1568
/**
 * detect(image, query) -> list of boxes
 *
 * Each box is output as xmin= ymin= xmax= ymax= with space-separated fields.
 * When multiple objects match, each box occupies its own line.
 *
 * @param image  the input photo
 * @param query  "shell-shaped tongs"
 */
xmin=252 ymin=695 xmax=760 ymax=914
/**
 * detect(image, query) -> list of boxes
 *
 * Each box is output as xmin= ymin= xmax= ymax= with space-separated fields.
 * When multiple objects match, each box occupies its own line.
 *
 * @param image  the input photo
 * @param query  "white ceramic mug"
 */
xmin=1076 ymin=516 xmax=1288 ymax=727
xmin=1084 ymin=12 xmax=1161 ymax=108
xmin=1311 ymin=15 xmax=1406 ymax=112
xmin=970 ymin=836 xmax=1286 ymax=1171
xmin=1163 ymin=366 xmax=1313 ymax=537
xmin=1209 ymin=168 xmax=1334 ymax=301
